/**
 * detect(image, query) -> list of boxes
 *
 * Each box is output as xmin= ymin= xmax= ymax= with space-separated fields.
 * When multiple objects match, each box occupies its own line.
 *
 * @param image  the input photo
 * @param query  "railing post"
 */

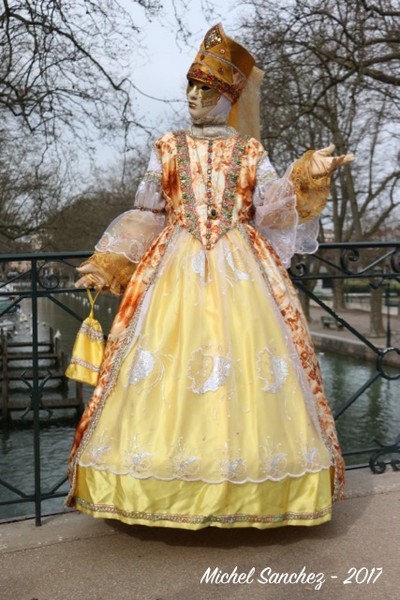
xmin=31 ymin=259 xmax=42 ymax=526
xmin=1 ymin=333 xmax=9 ymax=424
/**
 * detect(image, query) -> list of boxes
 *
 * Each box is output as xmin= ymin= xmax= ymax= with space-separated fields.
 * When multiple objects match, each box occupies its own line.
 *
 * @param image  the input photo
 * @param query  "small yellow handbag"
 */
xmin=65 ymin=289 xmax=105 ymax=386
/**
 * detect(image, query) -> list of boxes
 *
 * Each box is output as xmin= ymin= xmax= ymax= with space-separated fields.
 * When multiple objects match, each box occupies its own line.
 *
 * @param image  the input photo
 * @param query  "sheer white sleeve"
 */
xmin=94 ymin=148 xmax=167 ymax=263
xmin=253 ymin=154 xmax=320 ymax=268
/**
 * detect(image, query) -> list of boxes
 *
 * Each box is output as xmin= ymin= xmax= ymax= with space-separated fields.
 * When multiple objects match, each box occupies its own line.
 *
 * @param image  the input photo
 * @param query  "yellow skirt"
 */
xmin=75 ymin=469 xmax=333 ymax=529
xmin=71 ymin=227 xmax=341 ymax=528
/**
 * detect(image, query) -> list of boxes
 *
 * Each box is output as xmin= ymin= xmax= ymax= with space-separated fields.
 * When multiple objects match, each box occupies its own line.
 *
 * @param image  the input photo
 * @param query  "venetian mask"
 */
xmin=186 ymin=78 xmax=221 ymax=122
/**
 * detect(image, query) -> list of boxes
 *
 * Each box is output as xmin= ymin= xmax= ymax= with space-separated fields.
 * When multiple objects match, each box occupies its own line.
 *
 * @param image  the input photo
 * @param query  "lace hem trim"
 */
xmin=77 ymin=461 xmax=333 ymax=484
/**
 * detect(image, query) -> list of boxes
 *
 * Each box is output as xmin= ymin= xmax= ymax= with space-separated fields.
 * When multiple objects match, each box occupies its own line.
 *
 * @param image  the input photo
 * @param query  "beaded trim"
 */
xmin=79 ymin=322 xmax=104 ymax=342
xmin=175 ymin=130 xmax=248 ymax=248
xmin=69 ymin=357 xmax=100 ymax=373
xmin=186 ymin=66 xmax=241 ymax=103
xmin=220 ymin=135 xmax=248 ymax=237
xmin=75 ymin=496 xmax=331 ymax=525
xmin=204 ymin=24 xmax=223 ymax=49
xmin=175 ymin=130 xmax=201 ymax=243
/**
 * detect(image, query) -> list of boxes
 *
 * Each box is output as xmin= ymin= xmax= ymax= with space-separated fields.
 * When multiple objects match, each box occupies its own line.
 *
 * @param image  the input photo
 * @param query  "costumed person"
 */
xmin=66 ymin=24 xmax=354 ymax=529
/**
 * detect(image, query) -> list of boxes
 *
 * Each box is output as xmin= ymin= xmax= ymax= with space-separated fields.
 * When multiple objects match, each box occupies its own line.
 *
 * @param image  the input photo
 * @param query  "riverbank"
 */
xmin=308 ymin=305 xmax=400 ymax=367
xmin=0 ymin=469 xmax=399 ymax=600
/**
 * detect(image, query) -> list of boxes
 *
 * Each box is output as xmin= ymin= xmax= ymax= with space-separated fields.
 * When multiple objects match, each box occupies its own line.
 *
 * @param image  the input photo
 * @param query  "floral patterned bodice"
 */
xmin=155 ymin=130 xmax=266 ymax=250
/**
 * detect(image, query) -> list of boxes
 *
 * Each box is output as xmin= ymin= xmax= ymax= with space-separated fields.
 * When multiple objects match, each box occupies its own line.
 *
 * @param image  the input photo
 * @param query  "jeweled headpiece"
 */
xmin=186 ymin=24 xmax=264 ymax=140
xmin=186 ymin=23 xmax=256 ymax=104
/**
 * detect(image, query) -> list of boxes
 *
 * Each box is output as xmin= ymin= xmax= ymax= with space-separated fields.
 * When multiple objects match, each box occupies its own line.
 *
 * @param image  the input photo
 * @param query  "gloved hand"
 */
xmin=310 ymin=144 xmax=355 ymax=177
xmin=75 ymin=263 xmax=107 ymax=290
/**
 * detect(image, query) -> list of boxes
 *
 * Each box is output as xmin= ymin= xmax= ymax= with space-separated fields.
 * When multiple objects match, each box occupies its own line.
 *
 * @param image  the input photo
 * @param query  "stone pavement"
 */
xmin=0 ymin=469 xmax=399 ymax=600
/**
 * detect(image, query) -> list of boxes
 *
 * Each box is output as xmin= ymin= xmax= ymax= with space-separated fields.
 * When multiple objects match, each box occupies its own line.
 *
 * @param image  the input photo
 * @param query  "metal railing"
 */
xmin=0 ymin=243 xmax=399 ymax=525
xmin=289 ymin=242 xmax=400 ymax=475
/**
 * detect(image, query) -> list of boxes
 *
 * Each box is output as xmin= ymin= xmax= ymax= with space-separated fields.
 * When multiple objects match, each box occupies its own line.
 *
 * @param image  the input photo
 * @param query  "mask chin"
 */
xmin=190 ymin=95 xmax=232 ymax=125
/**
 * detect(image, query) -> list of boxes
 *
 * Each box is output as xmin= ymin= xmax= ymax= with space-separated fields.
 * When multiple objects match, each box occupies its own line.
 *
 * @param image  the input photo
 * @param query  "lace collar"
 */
xmin=187 ymin=124 xmax=238 ymax=140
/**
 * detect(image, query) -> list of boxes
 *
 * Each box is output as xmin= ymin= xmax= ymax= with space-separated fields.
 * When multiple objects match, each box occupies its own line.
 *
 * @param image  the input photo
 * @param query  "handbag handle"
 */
xmin=87 ymin=288 xmax=101 ymax=319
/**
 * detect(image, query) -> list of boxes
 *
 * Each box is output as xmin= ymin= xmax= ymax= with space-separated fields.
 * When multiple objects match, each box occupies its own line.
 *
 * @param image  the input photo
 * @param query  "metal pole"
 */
xmin=31 ymin=259 xmax=42 ymax=526
xmin=385 ymin=282 xmax=392 ymax=347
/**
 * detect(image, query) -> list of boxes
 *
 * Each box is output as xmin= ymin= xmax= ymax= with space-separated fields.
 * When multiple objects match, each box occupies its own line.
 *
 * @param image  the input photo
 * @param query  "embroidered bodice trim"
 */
xmin=175 ymin=130 xmax=248 ymax=249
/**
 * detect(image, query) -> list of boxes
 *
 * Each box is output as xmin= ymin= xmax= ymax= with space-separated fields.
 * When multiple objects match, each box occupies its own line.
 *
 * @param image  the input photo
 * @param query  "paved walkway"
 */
xmin=307 ymin=305 xmax=400 ymax=371
xmin=0 ymin=469 xmax=399 ymax=600
xmin=310 ymin=305 xmax=400 ymax=345
xmin=308 ymin=304 xmax=400 ymax=346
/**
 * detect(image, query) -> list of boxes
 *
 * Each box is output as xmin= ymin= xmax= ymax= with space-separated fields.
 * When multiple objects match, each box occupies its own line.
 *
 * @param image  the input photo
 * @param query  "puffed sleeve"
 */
xmin=78 ymin=146 xmax=166 ymax=294
xmin=252 ymin=151 xmax=330 ymax=268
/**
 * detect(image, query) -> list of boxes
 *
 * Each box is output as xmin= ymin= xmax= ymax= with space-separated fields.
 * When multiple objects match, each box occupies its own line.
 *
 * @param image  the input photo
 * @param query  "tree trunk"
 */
xmin=369 ymin=287 xmax=386 ymax=337
xmin=333 ymin=279 xmax=346 ymax=312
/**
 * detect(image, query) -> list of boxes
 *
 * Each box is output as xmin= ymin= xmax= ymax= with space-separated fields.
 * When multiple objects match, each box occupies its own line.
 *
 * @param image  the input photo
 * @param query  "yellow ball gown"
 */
xmin=66 ymin=127 xmax=344 ymax=529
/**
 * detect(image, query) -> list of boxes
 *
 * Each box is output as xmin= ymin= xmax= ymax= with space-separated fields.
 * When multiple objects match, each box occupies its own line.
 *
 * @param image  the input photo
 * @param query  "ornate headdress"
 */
xmin=186 ymin=24 xmax=264 ymax=140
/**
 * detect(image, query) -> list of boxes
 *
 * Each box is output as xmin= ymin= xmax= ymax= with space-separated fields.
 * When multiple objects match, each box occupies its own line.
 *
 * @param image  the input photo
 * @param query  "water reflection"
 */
xmin=0 ymin=426 xmax=73 ymax=519
xmin=318 ymin=353 xmax=399 ymax=454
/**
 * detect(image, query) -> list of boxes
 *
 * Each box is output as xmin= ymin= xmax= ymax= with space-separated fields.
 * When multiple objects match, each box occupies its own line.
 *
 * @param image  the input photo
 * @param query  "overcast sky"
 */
xmin=121 ymin=1 xmax=254 ymax=135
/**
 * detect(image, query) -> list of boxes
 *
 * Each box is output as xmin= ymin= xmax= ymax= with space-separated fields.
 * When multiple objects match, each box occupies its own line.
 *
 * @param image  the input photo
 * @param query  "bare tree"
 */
xmin=41 ymin=151 xmax=149 ymax=251
xmin=0 ymin=129 xmax=63 ymax=251
xmin=243 ymin=0 xmax=399 ymax=111
xmin=307 ymin=0 xmax=400 ymax=89
xmin=0 ymin=1 xmax=220 ymax=144
xmin=240 ymin=0 xmax=399 ymax=333
xmin=0 ymin=1 xmax=208 ymax=251
xmin=0 ymin=1 xmax=167 ymax=143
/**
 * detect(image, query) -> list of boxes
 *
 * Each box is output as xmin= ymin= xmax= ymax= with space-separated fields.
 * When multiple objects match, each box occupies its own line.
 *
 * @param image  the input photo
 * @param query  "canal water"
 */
xmin=0 ymin=295 xmax=399 ymax=520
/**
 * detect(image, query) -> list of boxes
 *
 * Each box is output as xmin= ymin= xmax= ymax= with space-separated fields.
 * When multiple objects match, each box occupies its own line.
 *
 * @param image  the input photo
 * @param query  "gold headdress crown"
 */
xmin=186 ymin=24 xmax=264 ymax=140
xmin=186 ymin=23 xmax=256 ymax=104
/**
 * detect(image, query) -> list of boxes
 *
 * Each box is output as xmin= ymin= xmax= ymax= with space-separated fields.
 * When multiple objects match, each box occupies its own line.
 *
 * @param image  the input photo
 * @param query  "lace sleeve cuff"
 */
xmin=252 ymin=155 xmax=321 ymax=267
xmin=95 ymin=209 xmax=166 ymax=263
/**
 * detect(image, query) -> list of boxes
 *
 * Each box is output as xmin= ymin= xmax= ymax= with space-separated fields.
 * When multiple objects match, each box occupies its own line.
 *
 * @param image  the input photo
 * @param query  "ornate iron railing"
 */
xmin=0 ymin=244 xmax=399 ymax=525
